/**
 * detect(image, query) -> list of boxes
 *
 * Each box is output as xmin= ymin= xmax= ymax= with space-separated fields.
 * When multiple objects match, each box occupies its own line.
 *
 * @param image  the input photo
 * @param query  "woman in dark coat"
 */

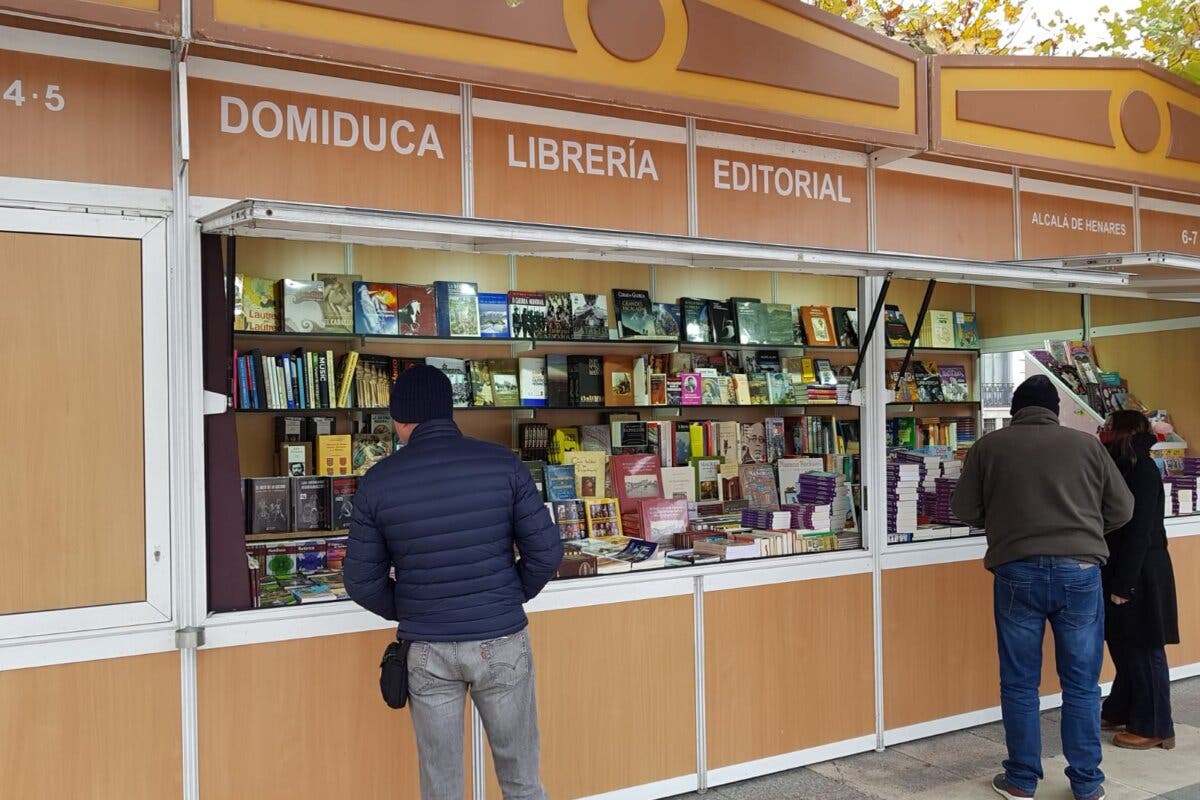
xmin=1100 ymin=410 xmax=1180 ymax=750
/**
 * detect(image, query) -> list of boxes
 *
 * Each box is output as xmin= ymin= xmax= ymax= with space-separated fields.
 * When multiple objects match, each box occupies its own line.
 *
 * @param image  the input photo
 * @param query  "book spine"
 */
xmin=237 ymin=356 xmax=250 ymax=410
xmin=435 ymin=283 xmax=451 ymax=337
xmin=337 ymin=351 xmax=360 ymax=409
xmin=295 ymin=353 xmax=307 ymax=410
xmin=325 ymin=350 xmax=335 ymax=408
xmin=260 ymin=355 xmax=272 ymax=409
xmin=270 ymin=357 xmax=282 ymax=409
xmin=305 ymin=352 xmax=316 ymax=409
xmin=316 ymin=352 xmax=328 ymax=409
xmin=244 ymin=356 xmax=258 ymax=410
xmin=287 ymin=355 xmax=300 ymax=409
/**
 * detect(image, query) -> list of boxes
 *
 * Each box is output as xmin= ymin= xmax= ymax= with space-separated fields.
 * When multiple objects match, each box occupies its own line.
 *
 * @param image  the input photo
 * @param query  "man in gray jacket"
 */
xmin=952 ymin=375 xmax=1134 ymax=800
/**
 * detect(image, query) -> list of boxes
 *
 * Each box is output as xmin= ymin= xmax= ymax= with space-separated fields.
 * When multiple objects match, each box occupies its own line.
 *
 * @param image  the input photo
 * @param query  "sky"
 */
xmin=1023 ymin=0 xmax=1141 ymax=52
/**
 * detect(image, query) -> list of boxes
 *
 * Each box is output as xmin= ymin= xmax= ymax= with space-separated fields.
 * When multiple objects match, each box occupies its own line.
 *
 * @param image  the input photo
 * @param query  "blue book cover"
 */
xmin=352 ymin=282 xmax=399 ymax=335
xmin=545 ymin=464 xmax=577 ymax=501
xmin=433 ymin=281 xmax=481 ymax=338
xmin=478 ymin=292 xmax=510 ymax=338
xmin=237 ymin=356 xmax=250 ymax=409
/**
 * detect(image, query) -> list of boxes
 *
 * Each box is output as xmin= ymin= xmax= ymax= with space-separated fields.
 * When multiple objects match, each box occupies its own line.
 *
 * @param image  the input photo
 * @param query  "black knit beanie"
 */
xmin=1010 ymin=374 xmax=1060 ymax=417
xmin=390 ymin=364 xmax=454 ymax=423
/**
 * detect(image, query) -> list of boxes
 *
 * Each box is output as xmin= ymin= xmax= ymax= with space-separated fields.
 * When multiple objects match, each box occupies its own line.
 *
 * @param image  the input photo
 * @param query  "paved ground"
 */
xmin=683 ymin=677 xmax=1200 ymax=799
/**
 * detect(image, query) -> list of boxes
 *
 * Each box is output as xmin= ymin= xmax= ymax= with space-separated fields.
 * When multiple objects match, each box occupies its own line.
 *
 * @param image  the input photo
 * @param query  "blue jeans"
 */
xmin=994 ymin=558 xmax=1106 ymax=799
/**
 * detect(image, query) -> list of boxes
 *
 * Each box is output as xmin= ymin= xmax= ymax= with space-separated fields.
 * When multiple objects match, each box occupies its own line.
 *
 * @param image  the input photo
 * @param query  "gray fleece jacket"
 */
xmin=951 ymin=406 xmax=1135 ymax=569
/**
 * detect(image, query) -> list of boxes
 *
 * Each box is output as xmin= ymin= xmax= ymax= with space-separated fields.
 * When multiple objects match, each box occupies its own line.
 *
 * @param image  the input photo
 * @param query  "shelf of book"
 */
xmin=885 ymin=347 xmax=981 ymax=356
xmin=887 ymin=401 xmax=982 ymax=408
xmin=245 ymin=529 xmax=348 ymax=543
xmin=234 ymin=403 xmax=863 ymax=414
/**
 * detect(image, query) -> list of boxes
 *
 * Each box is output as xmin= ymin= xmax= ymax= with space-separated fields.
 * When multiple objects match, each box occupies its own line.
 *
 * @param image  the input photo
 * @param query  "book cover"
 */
xmin=556 ymin=550 xmax=597 ymax=575
xmin=650 ymin=302 xmax=681 ymax=339
xmin=389 ymin=283 xmax=435 ymax=337
xmin=327 ymin=476 xmax=358 ymax=531
xmin=478 ymin=292 xmax=511 ymax=338
xmin=278 ymin=442 xmax=312 ymax=477
xmin=508 ymin=291 xmax=547 ymax=339
xmin=612 ymin=453 xmax=662 ymax=502
xmin=701 ymin=374 xmax=722 ymax=405
xmin=739 ymin=463 xmax=778 ymax=509
xmin=731 ymin=373 xmax=751 ymax=405
xmin=603 ymin=355 xmax=635 ymax=407
xmin=489 ymin=359 xmax=520 ymax=407
xmin=563 ymin=450 xmax=607 ymax=498
xmin=735 ymin=300 xmax=766 ymax=345
xmin=546 ymin=354 xmax=570 ymax=407
xmin=681 ymin=297 xmax=712 ymax=343
xmin=294 ymin=539 xmax=328 ymax=574
xmin=926 ymin=310 xmax=956 ymax=348
xmin=425 ymin=357 xmax=472 ymax=407
xmin=433 ymin=281 xmax=481 ymax=338
xmin=739 ymin=422 xmax=766 ymax=464
xmin=245 ymin=477 xmax=290 ymax=534
xmin=520 ymin=423 xmax=550 ymax=463
xmin=638 ymin=498 xmax=690 ymax=543
xmin=282 ymin=278 xmax=327 ymax=333
xmin=570 ymin=293 xmax=610 ymax=340
xmin=800 ymin=305 xmax=837 ymax=347
xmin=551 ymin=426 xmax=581 ymax=465
xmin=913 ymin=361 xmax=945 ymax=403
xmin=353 ymin=282 xmax=399 ymax=335
xmin=691 ymin=457 xmax=724 ymax=502
xmin=352 ymin=434 xmax=392 ymax=475
xmin=885 ymin=304 xmax=912 ymax=347
xmin=311 ymin=273 xmax=359 ymax=334
xmin=832 ymin=306 xmax=859 ymax=348
xmin=551 ymin=499 xmax=587 ymax=540
xmin=582 ymin=498 xmax=623 ymax=538
xmin=756 ymin=350 xmax=782 ymax=373
xmin=660 ymin=465 xmax=696 ymax=501
xmin=814 ymin=358 xmax=838 ymax=386
xmin=519 ymin=357 xmax=548 ymax=407
xmin=954 ymin=311 xmax=979 ymax=348
xmin=612 ymin=288 xmax=654 ymax=338
xmin=543 ymin=290 xmax=574 ymax=340
xmin=679 ymin=372 xmax=703 ymax=406
xmin=581 ymin=424 xmax=613 ymax=454
xmin=241 ymin=276 xmax=280 ymax=332
xmin=315 ymin=434 xmax=353 ymax=477
xmin=568 ymin=355 xmax=604 ymax=407
xmin=469 ymin=359 xmax=495 ymax=407
xmin=886 ymin=358 xmax=918 ymax=402
xmin=764 ymin=303 xmax=796 ymax=345
xmin=649 ymin=373 xmax=668 ymax=406
xmin=766 ymin=372 xmax=793 ymax=405
xmin=666 ymin=377 xmax=683 ymax=406
xmin=545 ymin=464 xmax=578 ymax=501
xmin=747 ymin=373 xmax=769 ymax=405
xmin=776 ymin=456 xmax=825 ymax=504
xmin=290 ymin=476 xmax=329 ymax=531
xmin=765 ymin=417 xmax=786 ymax=463
xmin=708 ymin=300 xmax=737 ymax=343
xmin=523 ymin=460 xmax=547 ymax=499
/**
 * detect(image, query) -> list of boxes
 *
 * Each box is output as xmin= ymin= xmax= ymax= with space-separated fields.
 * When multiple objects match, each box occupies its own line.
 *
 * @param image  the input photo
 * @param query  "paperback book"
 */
xmin=353 ymin=282 xmax=399 ymax=335
xmin=477 ymin=292 xmax=510 ymax=338
xmin=612 ymin=288 xmax=655 ymax=338
xmin=571 ymin=293 xmax=610 ymax=340
xmin=394 ymin=284 xmax=437 ymax=336
xmin=543 ymin=291 xmax=574 ymax=340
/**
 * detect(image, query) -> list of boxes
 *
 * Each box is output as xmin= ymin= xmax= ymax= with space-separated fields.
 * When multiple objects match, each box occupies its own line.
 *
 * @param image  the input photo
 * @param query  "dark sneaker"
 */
xmin=992 ymin=773 xmax=1034 ymax=799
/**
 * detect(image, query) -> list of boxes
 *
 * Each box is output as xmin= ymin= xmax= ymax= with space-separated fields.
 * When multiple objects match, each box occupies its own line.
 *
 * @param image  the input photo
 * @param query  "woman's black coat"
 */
xmin=1102 ymin=433 xmax=1180 ymax=647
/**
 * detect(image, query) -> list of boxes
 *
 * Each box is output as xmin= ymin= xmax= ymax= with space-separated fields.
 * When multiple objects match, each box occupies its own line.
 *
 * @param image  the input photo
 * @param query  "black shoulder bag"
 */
xmin=380 ymin=639 xmax=413 ymax=709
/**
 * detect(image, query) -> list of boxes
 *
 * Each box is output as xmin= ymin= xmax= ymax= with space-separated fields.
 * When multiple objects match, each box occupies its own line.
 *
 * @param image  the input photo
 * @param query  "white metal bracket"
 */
xmin=870 ymin=148 xmax=920 ymax=168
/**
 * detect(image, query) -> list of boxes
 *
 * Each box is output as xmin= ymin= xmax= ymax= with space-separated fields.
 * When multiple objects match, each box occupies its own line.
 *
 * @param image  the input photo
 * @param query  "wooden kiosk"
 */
xmin=0 ymin=2 xmax=1198 ymax=799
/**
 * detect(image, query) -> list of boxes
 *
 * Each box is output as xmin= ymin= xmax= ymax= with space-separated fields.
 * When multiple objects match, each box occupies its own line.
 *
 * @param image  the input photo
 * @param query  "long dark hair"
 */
xmin=1103 ymin=409 xmax=1151 ymax=466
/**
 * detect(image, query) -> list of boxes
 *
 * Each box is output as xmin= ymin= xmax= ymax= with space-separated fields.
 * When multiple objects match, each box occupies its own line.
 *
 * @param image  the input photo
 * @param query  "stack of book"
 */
xmin=930 ymin=477 xmax=970 ymax=535
xmin=782 ymin=503 xmax=833 ymax=532
xmin=1171 ymin=476 xmax=1197 ymax=516
xmin=887 ymin=462 xmax=920 ymax=542
xmin=740 ymin=509 xmax=791 ymax=530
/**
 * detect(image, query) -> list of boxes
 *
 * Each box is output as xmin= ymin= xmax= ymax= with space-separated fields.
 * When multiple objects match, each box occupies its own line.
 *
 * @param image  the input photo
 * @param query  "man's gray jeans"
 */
xmin=408 ymin=629 xmax=546 ymax=800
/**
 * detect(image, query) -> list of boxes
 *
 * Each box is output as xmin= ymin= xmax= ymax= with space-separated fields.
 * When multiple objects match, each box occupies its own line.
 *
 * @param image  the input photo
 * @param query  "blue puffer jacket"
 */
xmin=344 ymin=418 xmax=563 ymax=642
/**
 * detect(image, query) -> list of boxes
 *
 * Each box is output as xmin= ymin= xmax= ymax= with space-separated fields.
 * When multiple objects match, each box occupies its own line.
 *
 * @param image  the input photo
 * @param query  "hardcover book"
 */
xmin=278 ymin=442 xmax=312 ymax=477
xmin=765 ymin=417 xmax=786 ymax=463
xmin=832 ymin=306 xmax=859 ymax=348
xmin=635 ymin=498 xmax=690 ymax=543
xmin=543 ymin=290 xmax=574 ymax=340
xmin=546 ymin=354 xmax=570 ymax=407
xmin=327 ymin=475 xmax=358 ymax=530
xmin=800 ymin=305 xmax=837 ymax=347
xmin=739 ymin=464 xmax=779 ymax=510
xmin=581 ymin=424 xmax=613 ymax=454
xmin=913 ymin=361 xmax=945 ymax=403
xmin=470 ymin=359 xmax=496 ymax=407
xmin=885 ymin=305 xmax=912 ymax=347
xmin=477 ymin=292 xmax=511 ymax=338
xmin=953 ymin=311 xmax=979 ymax=348
xmin=923 ymin=310 xmax=956 ymax=349
xmin=612 ymin=288 xmax=654 ymax=338
xmin=747 ymin=373 xmax=769 ymax=405
xmin=545 ymin=464 xmax=578 ymax=501
xmin=814 ymin=358 xmax=838 ymax=386
xmin=313 ymin=273 xmax=360 ymax=334
xmin=519 ymin=357 xmax=547 ymax=407
xmin=740 ymin=422 xmax=766 ymax=463
xmin=939 ymin=365 xmax=972 ymax=402
xmin=282 ymin=278 xmax=327 ymax=333
xmin=649 ymin=373 xmax=668 ymax=406
xmin=603 ymin=355 xmax=635 ymax=407
xmin=520 ymin=423 xmax=550 ymax=463
xmin=351 ymin=434 xmax=392 ymax=475
xmin=708 ymin=300 xmax=737 ymax=343
xmin=582 ymin=497 xmax=623 ymax=538
xmin=523 ymin=460 xmax=547 ymax=499
xmin=659 ymin=465 xmax=696 ymax=501
xmin=570 ymin=293 xmax=610 ymax=340
xmin=353 ymin=282 xmax=399 ymax=336
xmin=551 ymin=500 xmax=587 ymax=541
xmin=735 ymin=300 xmax=767 ymax=345
xmin=766 ymin=372 xmax=793 ymax=405
xmin=489 ymin=364 xmax=523 ymax=412
xmin=290 ymin=476 xmax=329 ymax=531
xmin=433 ymin=281 xmax=481 ymax=338
xmin=612 ymin=454 xmax=662 ymax=502
xmin=245 ymin=477 xmax=291 ymax=534
xmin=425 ymin=357 xmax=472 ymax=407
xmin=315 ymin=434 xmax=353 ymax=477
xmin=764 ymin=303 xmax=796 ymax=345
xmin=568 ymin=355 xmax=604 ymax=408
xmin=691 ymin=456 xmax=724 ymax=502
xmin=241 ymin=276 xmax=280 ymax=332
xmin=681 ymin=297 xmax=712 ymax=343
xmin=650 ymin=302 xmax=681 ymax=339
xmin=393 ymin=284 xmax=436 ymax=336
xmin=508 ymin=291 xmax=547 ymax=339
xmin=563 ymin=450 xmax=607 ymax=498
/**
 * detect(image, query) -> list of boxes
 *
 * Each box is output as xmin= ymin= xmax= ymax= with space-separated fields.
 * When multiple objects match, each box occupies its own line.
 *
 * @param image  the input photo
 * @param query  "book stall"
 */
xmin=1 ymin=2 xmax=1199 ymax=799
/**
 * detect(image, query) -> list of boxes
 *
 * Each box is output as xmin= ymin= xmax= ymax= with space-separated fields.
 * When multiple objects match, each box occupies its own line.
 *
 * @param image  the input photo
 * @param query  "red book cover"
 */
xmin=394 ymin=283 xmax=437 ymax=336
xmin=638 ymin=498 xmax=690 ymax=543
xmin=611 ymin=453 xmax=662 ymax=503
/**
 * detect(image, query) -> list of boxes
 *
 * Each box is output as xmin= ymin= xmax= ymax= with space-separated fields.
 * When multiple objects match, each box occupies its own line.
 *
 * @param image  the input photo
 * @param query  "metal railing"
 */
xmin=982 ymin=381 xmax=1015 ymax=409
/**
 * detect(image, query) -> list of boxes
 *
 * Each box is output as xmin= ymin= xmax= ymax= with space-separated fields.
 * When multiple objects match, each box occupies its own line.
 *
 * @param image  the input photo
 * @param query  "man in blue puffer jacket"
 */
xmin=345 ymin=364 xmax=563 ymax=800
